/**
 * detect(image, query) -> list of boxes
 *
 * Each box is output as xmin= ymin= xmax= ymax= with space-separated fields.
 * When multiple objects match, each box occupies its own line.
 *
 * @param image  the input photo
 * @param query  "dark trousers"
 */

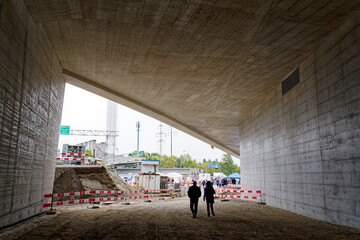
xmin=206 ymin=200 xmax=214 ymax=216
xmin=190 ymin=199 xmax=199 ymax=216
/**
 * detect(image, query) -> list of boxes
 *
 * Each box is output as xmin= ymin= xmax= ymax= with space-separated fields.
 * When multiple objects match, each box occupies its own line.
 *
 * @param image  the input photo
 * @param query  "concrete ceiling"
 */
xmin=24 ymin=0 xmax=360 ymax=157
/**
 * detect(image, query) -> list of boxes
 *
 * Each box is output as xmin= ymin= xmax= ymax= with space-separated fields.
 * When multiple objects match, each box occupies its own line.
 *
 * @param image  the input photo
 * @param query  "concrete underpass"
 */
xmin=0 ymin=0 xmax=360 ymax=238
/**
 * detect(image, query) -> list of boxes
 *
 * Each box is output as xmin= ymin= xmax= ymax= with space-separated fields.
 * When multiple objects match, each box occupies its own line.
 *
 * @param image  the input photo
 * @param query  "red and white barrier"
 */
xmin=57 ymin=157 xmax=86 ymax=161
xmin=53 ymin=190 xmax=125 ymax=197
xmin=61 ymin=153 xmax=90 ymax=157
xmin=50 ymin=197 xmax=126 ymax=207
xmin=225 ymin=184 xmax=241 ymax=188
xmin=215 ymin=190 xmax=264 ymax=203
xmin=43 ymin=188 xmax=182 ymax=209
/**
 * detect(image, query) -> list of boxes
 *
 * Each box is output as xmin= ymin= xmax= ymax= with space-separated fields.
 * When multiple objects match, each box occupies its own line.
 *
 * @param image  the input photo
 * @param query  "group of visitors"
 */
xmin=186 ymin=177 xmax=241 ymax=219
xmin=200 ymin=177 xmax=239 ymax=188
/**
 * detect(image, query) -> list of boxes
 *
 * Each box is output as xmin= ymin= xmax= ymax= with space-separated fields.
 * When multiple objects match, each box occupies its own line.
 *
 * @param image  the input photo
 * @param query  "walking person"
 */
xmin=203 ymin=181 xmax=216 ymax=217
xmin=188 ymin=181 xmax=201 ymax=218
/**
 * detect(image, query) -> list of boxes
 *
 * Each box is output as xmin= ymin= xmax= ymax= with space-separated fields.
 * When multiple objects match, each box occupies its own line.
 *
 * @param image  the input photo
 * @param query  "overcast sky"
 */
xmin=58 ymin=84 xmax=240 ymax=165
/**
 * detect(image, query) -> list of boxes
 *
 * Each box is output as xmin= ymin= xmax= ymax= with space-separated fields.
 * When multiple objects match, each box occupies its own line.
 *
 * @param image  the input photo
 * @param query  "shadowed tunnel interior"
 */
xmin=0 ymin=0 xmax=359 ymax=230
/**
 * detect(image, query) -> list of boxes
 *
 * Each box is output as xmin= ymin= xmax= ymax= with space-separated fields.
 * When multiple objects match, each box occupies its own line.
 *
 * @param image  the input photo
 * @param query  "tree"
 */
xmin=85 ymin=149 xmax=93 ymax=157
xmin=148 ymin=153 xmax=160 ymax=160
xmin=175 ymin=158 xmax=182 ymax=168
xmin=219 ymin=154 xmax=238 ymax=176
xmin=161 ymin=159 xmax=175 ymax=168
xmin=184 ymin=159 xmax=197 ymax=168
xmin=176 ymin=154 xmax=192 ymax=168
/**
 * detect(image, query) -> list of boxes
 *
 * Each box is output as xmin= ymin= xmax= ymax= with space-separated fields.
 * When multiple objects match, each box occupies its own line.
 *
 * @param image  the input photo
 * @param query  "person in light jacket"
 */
xmin=203 ymin=181 xmax=215 ymax=217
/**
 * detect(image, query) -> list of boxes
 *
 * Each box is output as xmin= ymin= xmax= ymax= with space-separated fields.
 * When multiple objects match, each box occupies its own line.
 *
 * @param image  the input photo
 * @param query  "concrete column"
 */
xmin=240 ymin=10 xmax=360 ymax=228
xmin=0 ymin=0 xmax=65 ymax=228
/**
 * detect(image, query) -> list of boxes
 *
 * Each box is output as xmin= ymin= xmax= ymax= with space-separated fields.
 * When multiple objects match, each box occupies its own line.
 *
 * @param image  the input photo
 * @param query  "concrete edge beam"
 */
xmin=62 ymin=69 xmax=240 ymax=158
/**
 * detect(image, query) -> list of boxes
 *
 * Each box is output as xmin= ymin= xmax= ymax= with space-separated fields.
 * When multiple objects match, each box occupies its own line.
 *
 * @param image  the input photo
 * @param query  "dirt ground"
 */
xmin=1 ymin=197 xmax=359 ymax=240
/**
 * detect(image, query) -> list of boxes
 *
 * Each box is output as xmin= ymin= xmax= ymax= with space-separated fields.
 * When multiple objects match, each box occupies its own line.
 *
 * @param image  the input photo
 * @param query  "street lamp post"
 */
xmin=170 ymin=127 xmax=173 ymax=160
xmin=136 ymin=121 xmax=140 ymax=158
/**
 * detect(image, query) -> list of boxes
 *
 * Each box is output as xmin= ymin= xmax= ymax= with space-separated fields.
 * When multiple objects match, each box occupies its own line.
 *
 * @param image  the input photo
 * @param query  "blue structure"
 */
xmin=228 ymin=173 xmax=241 ymax=179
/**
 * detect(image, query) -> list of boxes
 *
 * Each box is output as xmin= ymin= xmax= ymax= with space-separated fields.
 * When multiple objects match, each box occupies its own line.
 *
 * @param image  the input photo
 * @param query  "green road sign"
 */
xmin=60 ymin=125 xmax=70 ymax=135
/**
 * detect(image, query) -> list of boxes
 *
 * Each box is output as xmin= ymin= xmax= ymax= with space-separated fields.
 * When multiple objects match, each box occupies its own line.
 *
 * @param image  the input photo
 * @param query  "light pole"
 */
xmin=136 ymin=121 xmax=140 ymax=158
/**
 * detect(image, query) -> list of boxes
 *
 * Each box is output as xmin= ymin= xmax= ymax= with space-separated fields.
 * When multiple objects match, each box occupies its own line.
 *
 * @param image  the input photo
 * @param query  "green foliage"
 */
xmin=143 ymin=152 xmax=239 ymax=173
xmin=148 ymin=153 xmax=160 ymax=160
xmin=184 ymin=159 xmax=197 ymax=168
xmin=85 ymin=149 xmax=93 ymax=157
xmin=175 ymin=158 xmax=182 ymax=168
xmin=219 ymin=154 xmax=237 ymax=176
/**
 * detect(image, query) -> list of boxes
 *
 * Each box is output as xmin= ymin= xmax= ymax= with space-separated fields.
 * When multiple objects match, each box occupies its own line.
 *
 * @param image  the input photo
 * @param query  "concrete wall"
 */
xmin=0 ymin=0 xmax=65 ymax=228
xmin=240 ymin=11 xmax=360 ymax=228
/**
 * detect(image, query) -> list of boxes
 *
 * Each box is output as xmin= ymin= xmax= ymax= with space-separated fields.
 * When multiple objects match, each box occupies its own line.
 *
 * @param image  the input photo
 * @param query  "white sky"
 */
xmin=58 ymin=84 xmax=240 ymax=165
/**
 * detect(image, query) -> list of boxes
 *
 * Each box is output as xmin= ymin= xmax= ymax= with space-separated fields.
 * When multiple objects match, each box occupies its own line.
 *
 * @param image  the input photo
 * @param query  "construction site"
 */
xmin=1 ymin=0 xmax=360 ymax=239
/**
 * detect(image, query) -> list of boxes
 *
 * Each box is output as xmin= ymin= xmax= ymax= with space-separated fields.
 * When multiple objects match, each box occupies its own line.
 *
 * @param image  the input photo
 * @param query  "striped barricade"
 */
xmin=143 ymin=189 xmax=161 ymax=200
xmin=159 ymin=188 xmax=182 ymax=197
xmin=216 ymin=189 xmax=242 ymax=193
xmin=52 ymin=196 xmax=126 ymax=206
xmin=43 ymin=190 xmax=127 ymax=208
xmin=53 ymin=190 xmax=125 ymax=198
xmin=61 ymin=153 xmax=90 ymax=157
xmin=56 ymin=157 xmax=86 ymax=162
xmin=225 ymin=184 xmax=242 ymax=189
xmin=215 ymin=190 xmax=264 ymax=204
xmin=127 ymin=190 xmax=149 ymax=200
xmin=57 ymin=153 xmax=90 ymax=165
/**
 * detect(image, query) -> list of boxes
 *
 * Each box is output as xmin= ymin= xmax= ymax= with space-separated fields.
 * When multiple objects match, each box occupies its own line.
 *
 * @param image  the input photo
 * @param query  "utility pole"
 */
xmin=157 ymin=123 xmax=165 ymax=155
xmin=136 ymin=121 xmax=140 ymax=158
xmin=157 ymin=123 xmax=176 ymax=156
xmin=170 ymin=127 xmax=173 ymax=160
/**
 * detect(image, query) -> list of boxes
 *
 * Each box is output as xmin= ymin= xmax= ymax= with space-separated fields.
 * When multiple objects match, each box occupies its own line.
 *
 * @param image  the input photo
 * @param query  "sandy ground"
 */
xmin=1 ymin=197 xmax=359 ymax=240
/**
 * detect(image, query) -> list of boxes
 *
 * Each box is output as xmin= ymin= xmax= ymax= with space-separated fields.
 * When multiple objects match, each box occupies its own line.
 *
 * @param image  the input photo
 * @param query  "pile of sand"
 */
xmin=53 ymin=168 xmax=85 ymax=194
xmin=53 ymin=166 xmax=134 ymax=193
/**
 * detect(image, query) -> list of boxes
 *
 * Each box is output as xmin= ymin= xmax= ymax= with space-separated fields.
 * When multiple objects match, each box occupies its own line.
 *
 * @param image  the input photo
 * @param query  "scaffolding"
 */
xmin=70 ymin=130 xmax=119 ymax=136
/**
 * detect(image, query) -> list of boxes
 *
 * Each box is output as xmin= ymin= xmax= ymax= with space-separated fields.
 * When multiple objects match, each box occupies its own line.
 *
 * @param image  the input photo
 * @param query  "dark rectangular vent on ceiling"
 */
xmin=282 ymin=67 xmax=299 ymax=96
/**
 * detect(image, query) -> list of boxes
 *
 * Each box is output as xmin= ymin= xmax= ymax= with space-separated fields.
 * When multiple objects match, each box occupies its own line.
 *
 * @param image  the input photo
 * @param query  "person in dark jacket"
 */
xmin=187 ymin=181 xmax=201 ymax=218
xmin=203 ymin=181 xmax=215 ymax=217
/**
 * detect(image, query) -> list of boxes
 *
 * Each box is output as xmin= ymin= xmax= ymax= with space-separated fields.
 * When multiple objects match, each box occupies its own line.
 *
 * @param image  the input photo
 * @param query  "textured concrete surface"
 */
xmin=241 ymin=11 xmax=360 ymax=228
xmin=0 ymin=0 xmax=65 ymax=228
xmin=22 ymin=0 xmax=360 ymax=156
xmin=0 ymin=0 xmax=359 ymax=230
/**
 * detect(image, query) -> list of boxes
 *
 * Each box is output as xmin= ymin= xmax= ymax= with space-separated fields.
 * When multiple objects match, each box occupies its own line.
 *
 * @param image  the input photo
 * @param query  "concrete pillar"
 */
xmin=0 ymin=0 xmax=65 ymax=228
xmin=240 ymin=10 xmax=360 ymax=228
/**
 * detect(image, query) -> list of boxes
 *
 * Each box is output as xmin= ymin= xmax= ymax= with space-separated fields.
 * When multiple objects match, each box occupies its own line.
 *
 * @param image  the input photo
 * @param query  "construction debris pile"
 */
xmin=53 ymin=166 xmax=134 ymax=194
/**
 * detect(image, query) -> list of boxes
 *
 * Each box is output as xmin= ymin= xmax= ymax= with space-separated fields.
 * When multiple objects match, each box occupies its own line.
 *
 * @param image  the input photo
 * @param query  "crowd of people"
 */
xmin=200 ymin=177 xmax=240 ymax=188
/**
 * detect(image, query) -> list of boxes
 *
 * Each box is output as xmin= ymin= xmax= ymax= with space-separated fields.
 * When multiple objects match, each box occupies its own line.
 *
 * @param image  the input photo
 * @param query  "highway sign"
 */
xmin=60 ymin=125 xmax=70 ymax=135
